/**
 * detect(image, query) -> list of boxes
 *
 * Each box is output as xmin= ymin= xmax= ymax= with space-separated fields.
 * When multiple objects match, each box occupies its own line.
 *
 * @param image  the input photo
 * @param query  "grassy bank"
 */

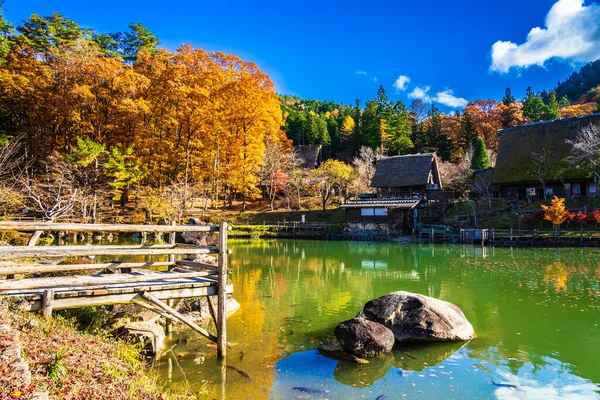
xmin=1 ymin=300 xmax=170 ymax=400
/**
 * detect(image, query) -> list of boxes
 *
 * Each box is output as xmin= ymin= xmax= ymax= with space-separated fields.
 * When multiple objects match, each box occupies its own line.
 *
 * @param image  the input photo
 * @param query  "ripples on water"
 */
xmin=158 ymin=240 xmax=600 ymax=399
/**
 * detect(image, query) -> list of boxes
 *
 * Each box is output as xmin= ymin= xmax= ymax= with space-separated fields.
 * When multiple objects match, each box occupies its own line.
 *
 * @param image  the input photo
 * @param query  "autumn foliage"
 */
xmin=0 ymin=33 xmax=286 ymax=206
xmin=541 ymin=197 xmax=568 ymax=228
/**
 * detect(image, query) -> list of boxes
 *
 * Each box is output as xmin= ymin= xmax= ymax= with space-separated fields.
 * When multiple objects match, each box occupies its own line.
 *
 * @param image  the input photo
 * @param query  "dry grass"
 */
xmin=2 ymin=303 xmax=166 ymax=400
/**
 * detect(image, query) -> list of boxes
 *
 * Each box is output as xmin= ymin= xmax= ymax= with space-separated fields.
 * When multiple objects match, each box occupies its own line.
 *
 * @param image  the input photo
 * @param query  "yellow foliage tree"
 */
xmin=341 ymin=115 xmax=355 ymax=138
xmin=541 ymin=196 xmax=568 ymax=230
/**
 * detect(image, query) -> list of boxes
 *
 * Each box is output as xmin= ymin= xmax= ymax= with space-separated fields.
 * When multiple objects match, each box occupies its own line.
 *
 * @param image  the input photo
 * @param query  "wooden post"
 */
xmin=42 ymin=289 xmax=54 ymax=319
xmin=166 ymin=298 xmax=173 ymax=333
xmin=217 ymin=221 xmax=228 ymax=359
xmin=510 ymin=228 xmax=513 ymax=241
xmin=168 ymin=221 xmax=176 ymax=264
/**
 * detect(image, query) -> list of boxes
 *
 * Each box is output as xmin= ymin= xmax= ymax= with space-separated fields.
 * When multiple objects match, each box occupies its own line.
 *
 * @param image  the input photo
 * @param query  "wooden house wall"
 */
xmin=345 ymin=207 xmax=413 ymax=231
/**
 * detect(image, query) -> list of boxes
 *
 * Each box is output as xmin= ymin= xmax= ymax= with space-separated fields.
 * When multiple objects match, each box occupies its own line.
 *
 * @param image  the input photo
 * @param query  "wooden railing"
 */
xmin=0 ymin=221 xmax=230 ymax=359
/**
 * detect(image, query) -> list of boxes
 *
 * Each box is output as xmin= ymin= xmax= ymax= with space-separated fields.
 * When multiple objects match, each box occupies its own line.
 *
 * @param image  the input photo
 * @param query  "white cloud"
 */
xmin=393 ymin=75 xmax=411 ymax=91
xmin=408 ymin=86 xmax=468 ymax=108
xmin=433 ymin=90 xmax=468 ymax=108
xmin=355 ymin=70 xmax=367 ymax=75
xmin=408 ymin=86 xmax=432 ymax=103
xmin=491 ymin=0 xmax=600 ymax=73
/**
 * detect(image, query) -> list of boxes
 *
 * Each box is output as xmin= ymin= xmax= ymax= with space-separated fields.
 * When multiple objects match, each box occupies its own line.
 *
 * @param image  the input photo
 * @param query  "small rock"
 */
xmin=317 ymin=343 xmax=369 ymax=364
xmin=121 ymin=321 xmax=165 ymax=356
xmin=334 ymin=318 xmax=395 ymax=358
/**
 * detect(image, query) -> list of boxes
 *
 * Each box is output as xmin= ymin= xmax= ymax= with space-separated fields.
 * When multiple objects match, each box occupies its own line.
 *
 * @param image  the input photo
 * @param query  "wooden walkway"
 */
xmin=0 ymin=221 xmax=231 ymax=359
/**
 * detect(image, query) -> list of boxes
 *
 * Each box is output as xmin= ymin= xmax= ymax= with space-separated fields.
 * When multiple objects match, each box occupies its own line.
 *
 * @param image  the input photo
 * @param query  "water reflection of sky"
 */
xmin=159 ymin=241 xmax=600 ymax=399
xmin=270 ymin=347 xmax=600 ymax=400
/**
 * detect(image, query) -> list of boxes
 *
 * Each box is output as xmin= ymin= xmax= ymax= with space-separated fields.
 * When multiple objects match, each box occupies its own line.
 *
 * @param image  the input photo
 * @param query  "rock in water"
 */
xmin=334 ymin=318 xmax=395 ymax=358
xmin=317 ymin=343 xmax=369 ymax=364
xmin=121 ymin=321 xmax=165 ymax=356
xmin=362 ymin=291 xmax=474 ymax=342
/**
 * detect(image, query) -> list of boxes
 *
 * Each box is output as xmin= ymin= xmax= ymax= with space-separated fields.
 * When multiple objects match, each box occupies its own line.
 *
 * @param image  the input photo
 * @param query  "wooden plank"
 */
xmin=9 ymin=280 xmax=232 ymax=299
xmin=21 ymin=284 xmax=233 ymax=311
xmin=0 ymin=243 xmax=198 ymax=252
xmin=0 ymin=222 xmax=219 ymax=233
xmin=0 ymin=246 xmax=218 ymax=259
xmin=176 ymin=259 xmax=218 ymax=270
xmin=142 ymin=292 xmax=217 ymax=343
xmin=168 ymin=221 xmax=176 ymax=264
xmin=42 ymin=289 xmax=54 ymax=318
xmin=0 ymin=261 xmax=175 ymax=276
xmin=0 ymin=270 xmax=218 ymax=291
xmin=217 ymin=221 xmax=228 ymax=359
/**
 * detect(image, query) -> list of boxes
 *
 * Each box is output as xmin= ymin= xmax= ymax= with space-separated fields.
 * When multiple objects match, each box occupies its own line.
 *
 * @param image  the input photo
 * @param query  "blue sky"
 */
xmin=4 ymin=0 xmax=600 ymax=111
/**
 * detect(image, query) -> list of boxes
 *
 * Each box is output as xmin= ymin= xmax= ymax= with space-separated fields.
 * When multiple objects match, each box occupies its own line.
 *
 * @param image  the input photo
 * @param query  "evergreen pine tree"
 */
xmin=351 ymin=99 xmax=362 ymax=152
xmin=548 ymin=91 xmax=559 ymax=117
xmin=427 ymin=104 xmax=453 ymax=160
xmin=471 ymin=137 xmax=491 ymax=170
xmin=460 ymin=110 xmax=477 ymax=148
xmin=502 ymin=87 xmax=515 ymax=106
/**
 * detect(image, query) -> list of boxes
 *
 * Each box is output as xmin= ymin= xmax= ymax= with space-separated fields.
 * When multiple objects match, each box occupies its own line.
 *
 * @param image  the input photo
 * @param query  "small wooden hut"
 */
xmin=341 ymin=153 xmax=442 ymax=232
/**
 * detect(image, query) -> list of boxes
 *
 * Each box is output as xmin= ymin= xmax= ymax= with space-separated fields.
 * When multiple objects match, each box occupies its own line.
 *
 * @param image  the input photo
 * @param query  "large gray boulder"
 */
xmin=362 ymin=291 xmax=474 ymax=342
xmin=334 ymin=318 xmax=395 ymax=358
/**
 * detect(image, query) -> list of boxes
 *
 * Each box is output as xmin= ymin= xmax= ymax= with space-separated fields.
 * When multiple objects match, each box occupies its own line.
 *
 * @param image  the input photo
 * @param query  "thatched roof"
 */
xmin=294 ymin=145 xmax=321 ymax=169
xmin=492 ymin=113 xmax=600 ymax=185
xmin=371 ymin=153 xmax=440 ymax=188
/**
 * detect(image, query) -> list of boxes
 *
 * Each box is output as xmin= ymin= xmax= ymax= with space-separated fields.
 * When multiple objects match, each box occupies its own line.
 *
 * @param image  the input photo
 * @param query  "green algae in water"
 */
xmin=159 ymin=240 xmax=600 ymax=399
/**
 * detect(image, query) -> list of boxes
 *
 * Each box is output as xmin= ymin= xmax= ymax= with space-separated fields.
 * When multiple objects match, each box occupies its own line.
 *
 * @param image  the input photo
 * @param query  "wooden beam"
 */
xmin=21 ymin=284 xmax=233 ymax=311
xmin=208 ymin=295 xmax=218 ymax=327
xmin=0 ymin=270 xmax=218 ymax=291
xmin=142 ymin=291 xmax=217 ymax=343
xmin=0 ymin=246 xmax=218 ymax=259
xmin=0 ymin=222 xmax=219 ymax=233
xmin=0 ymin=261 xmax=175 ymax=276
xmin=137 ymin=301 xmax=176 ymax=321
xmin=176 ymin=260 xmax=218 ymax=270
xmin=42 ymin=289 xmax=54 ymax=318
xmin=217 ymin=221 xmax=228 ymax=359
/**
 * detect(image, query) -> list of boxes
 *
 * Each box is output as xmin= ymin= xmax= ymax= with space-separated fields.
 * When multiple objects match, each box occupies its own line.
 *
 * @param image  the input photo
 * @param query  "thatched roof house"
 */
xmin=492 ymin=113 xmax=600 ymax=199
xmin=340 ymin=153 xmax=442 ymax=233
xmin=371 ymin=153 xmax=442 ymax=198
xmin=294 ymin=145 xmax=322 ymax=169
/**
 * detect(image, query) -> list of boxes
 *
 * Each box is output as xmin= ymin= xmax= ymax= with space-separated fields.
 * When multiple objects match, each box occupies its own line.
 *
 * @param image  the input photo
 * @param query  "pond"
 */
xmin=159 ymin=240 xmax=600 ymax=399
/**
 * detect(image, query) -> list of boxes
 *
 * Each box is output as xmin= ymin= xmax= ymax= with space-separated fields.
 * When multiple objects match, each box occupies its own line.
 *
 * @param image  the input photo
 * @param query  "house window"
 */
xmin=545 ymin=188 xmax=554 ymax=196
xmin=527 ymin=188 xmax=536 ymax=197
xmin=374 ymin=208 xmax=388 ymax=216
xmin=361 ymin=208 xmax=374 ymax=216
xmin=590 ymin=183 xmax=597 ymax=198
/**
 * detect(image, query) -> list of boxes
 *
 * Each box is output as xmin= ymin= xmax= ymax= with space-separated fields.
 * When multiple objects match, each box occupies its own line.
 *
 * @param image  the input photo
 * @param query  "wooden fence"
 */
xmin=0 ymin=221 xmax=231 ymax=359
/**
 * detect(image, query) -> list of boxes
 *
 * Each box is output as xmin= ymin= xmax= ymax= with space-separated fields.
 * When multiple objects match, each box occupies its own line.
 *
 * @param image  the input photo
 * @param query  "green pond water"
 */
xmin=157 ymin=240 xmax=600 ymax=399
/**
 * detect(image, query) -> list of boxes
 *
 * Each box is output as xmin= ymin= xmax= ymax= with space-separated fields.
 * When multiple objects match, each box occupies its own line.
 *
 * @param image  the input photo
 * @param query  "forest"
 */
xmin=0 ymin=8 xmax=599 ymax=223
